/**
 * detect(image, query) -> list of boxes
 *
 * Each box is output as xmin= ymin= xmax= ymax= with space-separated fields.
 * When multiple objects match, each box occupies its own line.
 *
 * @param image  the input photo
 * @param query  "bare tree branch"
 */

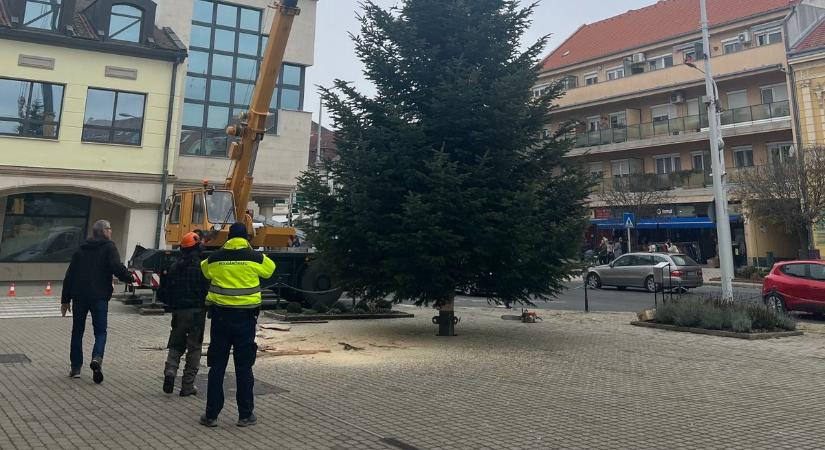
xmin=595 ymin=175 xmax=673 ymax=219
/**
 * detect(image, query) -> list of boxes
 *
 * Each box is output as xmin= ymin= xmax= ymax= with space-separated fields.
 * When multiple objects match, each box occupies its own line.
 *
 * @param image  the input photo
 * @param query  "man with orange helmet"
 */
xmin=160 ymin=231 xmax=210 ymax=396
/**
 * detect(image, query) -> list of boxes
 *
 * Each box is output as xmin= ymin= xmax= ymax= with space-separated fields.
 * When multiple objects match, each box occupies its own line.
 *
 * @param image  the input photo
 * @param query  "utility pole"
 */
xmin=700 ymin=0 xmax=734 ymax=301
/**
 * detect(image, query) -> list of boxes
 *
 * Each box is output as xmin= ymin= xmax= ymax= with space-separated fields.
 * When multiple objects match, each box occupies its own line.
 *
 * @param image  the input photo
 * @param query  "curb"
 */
xmin=704 ymin=281 xmax=762 ymax=289
xmin=630 ymin=320 xmax=803 ymax=340
xmin=265 ymin=311 xmax=415 ymax=321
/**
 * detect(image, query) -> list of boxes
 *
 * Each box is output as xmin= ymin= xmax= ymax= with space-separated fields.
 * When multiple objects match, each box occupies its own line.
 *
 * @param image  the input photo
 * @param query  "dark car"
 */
xmin=762 ymin=260 xmax=825 ymax=314
xmin=586 ymin=252 xmax=703 ymax=292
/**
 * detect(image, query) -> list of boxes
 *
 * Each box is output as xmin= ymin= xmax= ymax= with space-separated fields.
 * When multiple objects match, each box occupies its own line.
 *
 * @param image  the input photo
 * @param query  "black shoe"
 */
xmin=69 ymin=368 xmax=81 ymax=379
xmin=180 ymin=385 xmax=198 ymax=397
xmin=163 ymin=375 xmax=175 ymax=394
xmin=237 ymin=413 xmax=257 ymax=427
xmin=90 ymin=359 xmax=103 ymax=384
xmin=199 ymin=414 xmax=218 ymax=427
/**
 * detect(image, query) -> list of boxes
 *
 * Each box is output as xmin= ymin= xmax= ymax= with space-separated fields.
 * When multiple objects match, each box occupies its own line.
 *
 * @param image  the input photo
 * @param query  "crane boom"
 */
xmin=226 ymin=0 xmax=301 ymax=227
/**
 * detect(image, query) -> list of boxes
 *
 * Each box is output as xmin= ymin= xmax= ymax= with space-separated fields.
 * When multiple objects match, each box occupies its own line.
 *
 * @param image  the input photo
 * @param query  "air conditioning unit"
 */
xmin=700 ymin=95 xmax=711 ymax=105
xmin=738 ymin=31 xmax=752 ymax=43
xmin=670 ymin=91 xmax=686 ymax=104
xmin=632 ymin=52 xmax=647 ymax=63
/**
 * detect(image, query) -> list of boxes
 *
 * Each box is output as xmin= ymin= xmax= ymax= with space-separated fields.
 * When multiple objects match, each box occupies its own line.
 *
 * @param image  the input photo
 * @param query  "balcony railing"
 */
xmin=594 ymin=171 xmax=713 ymax=193
xmin=574 ymin=100 xmax=790 ymax=148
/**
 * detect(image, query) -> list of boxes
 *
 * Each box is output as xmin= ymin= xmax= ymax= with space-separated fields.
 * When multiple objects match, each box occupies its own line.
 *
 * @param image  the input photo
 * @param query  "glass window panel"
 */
xmin=260 ymin=35 xmax=268 ymax=56
xmin=281 ymin=64 xmax=302 ymax=85
xmin=179 ymin=129 xmax=203 ymax=155
xmin=109 ymin=5 xmax=142 ymax=42
xmin=185 ymin=76 xmax=207 ymax=100
xmin=84 ymin=90 xmax=116 ymax=127
xmin=114 ymin=93 xmax=145 ymax=129
xmin=190 ymin=25 xmax=212 ymax=48
xmin=211 ymin=54 xmax=234 ymax=78
xmin=206 ymin=105 xmax=229 ymax=129
xmin=82 ymin=127 xmax=110 ymax=142
xmin=112 ymin=129 xmax=141 ymax=145
xmin=280 ymin=88 xmax=301 ymax=110
xmin=0 ymin=79 xmax=28 ymax=118
xmin=192 ymin=0 xmax=213 ymax=23
xmin=240 ymin=8 xmax=260 ymax=31
xmin=214 ymin=28 xmax=236 ymax=53
xmin=238 ymin=33 xmax=259 ymax=56
xmin=270 ymin=88 xmax=279 ymax=110
xmin=235 ymin=57 xmax=258 ymax=81
xmin=0 ymin=216 xmax=87 ymax=262
xmin=187 ymin=51 xmax=209 ymax=75
xmin=182 ymin=102 xmax=205 ymax=127
xmin=0 ymin=120 xmax=21 ymax=135
xmin=233 ymin=82 xmax=255 ymax=106
xmin=216 ymin=4 xmax=238 ymax=27
xmin=192 ymin=193 xmax=205 ymax=224
xmin=29 ymin=83 xmax=63 ymax=122
xmin=24 ymin=1 xmax=61 ymax=30
xmin=209 ymin=79 xmax=231 ymax=103
xmin=203 ymin=130 xmax=228 ymax=157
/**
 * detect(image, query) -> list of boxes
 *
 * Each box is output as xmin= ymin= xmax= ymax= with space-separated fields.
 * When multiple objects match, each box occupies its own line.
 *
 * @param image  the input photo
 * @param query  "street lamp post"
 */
xmin=699 ymin=0 xmax=735 ymax=301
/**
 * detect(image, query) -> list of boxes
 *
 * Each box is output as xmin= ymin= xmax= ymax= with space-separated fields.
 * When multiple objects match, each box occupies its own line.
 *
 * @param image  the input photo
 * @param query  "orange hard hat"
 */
xmin=181 ymin=232 xmax=200 ymax=249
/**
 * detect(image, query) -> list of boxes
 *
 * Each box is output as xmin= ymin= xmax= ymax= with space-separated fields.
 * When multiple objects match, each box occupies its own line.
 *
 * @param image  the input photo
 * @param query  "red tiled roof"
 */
xmin=792 ymin=19 xmax=825 ymax=54
xmin=541 ymin=0 xmax=795 ymax=71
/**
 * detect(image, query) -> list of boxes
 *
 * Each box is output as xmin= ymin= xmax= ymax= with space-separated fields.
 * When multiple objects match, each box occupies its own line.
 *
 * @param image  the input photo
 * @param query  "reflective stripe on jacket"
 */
xmin=201 ymin=237 xmax=276 ymax=308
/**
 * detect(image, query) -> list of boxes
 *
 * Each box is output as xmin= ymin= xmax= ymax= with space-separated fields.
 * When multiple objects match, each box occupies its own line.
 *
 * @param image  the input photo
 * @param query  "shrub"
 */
xmin=698 ymin=307 xmax=724 ymax=330
xmin=286 ymin=302 xmax=303 ymax=314
xmin=315 ymin=304 xmax=330 ymax=314
xmin=328 ymin=308 xmax=341 ymax=314
xmin=332 ymin=301 xmax=351 ymax=313
xmin=652 ymin=297 xmax=795 ymax=333
xmin=729 ymin=311 xmax=752 ymax=333
xmin=376 ymin=300 xmax=393 ymax=310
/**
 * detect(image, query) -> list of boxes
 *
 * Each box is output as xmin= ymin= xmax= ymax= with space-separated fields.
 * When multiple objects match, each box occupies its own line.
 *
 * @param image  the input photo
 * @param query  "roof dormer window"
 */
xmin=109 ymin=4 xmax=143 ymax=42
xmin=23 ymin=0 xmax=63 ymax=31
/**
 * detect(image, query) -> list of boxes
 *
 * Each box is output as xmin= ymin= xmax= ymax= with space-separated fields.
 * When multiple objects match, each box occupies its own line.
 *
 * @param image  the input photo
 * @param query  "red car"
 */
xmin=762 ymin=261 xmax=825 ymax=313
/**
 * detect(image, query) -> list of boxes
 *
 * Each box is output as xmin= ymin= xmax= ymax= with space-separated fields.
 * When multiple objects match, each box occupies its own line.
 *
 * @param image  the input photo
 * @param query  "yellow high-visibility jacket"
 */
xmin=201 ymin=238 xmax=276 ymax=308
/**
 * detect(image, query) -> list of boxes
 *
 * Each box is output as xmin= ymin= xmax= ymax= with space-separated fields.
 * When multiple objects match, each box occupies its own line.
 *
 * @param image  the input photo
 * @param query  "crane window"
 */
xmin=206 ymin=191 xmax=236 ymax=224
xmin=169 ymin=195 xmax=181 ymax=224
xmin=192 ymin=194 xmax=205 ymax=224
xmin=0 ymin=78 xmax=64 ymax=139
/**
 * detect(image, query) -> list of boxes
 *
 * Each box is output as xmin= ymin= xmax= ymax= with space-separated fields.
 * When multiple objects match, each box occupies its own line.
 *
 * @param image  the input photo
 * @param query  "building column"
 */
xmin=123 ymin=208 xmax=161 ymax=260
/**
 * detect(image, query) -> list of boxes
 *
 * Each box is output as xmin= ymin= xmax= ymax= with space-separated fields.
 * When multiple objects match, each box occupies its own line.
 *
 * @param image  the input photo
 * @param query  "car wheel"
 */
xmin=764 ymin=293 xmax=787 ymax=313
xmin=586 ymin=273 xmax=601 ymax=289
xmin=645 ymin=276 xmax=657 ymax=293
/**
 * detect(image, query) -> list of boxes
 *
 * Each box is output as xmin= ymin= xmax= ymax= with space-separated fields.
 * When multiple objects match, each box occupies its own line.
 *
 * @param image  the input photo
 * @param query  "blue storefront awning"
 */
xmin=590 ymin=216 xmax=741 ymax=229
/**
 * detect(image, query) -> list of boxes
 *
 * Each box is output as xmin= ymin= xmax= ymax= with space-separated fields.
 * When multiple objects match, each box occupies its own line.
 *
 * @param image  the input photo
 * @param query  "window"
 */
xmin=586 ymin=116 xmax=600 ymax=132
xmin=584 ymin=73 xmax=598 ymax=86
xmin=733 ymin=147 xmax=754 ymax=168
xmin=0 ymin=78 xmax=64 ymax=139
xmin=109 ymin=4 xmax=143 ymax=42
xmin=560 ymin=75 xmax=577 ymax=90
xmin=756 ymin=29 xmax=782 ymax=46
xmin=611 ymin=159 xmax=630 ymax=177
xmin=760 ymin=84 xmax=788 ymax=104
xmin=691 ymin=151 xmax=709 ymax=172
xmin=651 ymin=104 xmax=672 ymax=122
xmin=169 ymin=195 xmax=181 ymax=224
xmin=655 ymin=155 xmax=682 ymax=174
xmin=0 ymin=194 xmax=90 ymax=263
xmin=82 ymin=88 xmax=146 ymax=145
xmin=606 ymin=67 xmax=624 ymax=81
xmin=612 ymin=255 xmax=633 ymax=267
xmin=192 ymin=193 xmax=205 ymax=224
xmin=781 ymin=263 xmax=807 ymax=278
xmin=723 ymin=39 xmax=743 ymax=54
xmin=532 ymin=84 xmax=550 ymax=98
xmin=206 ymin=191 xmax=236 ymax=224
xmin=182 ymin=0 xmax=306 ymax=157
xmin=632 ymin=255 xmax=654 ymax=266
xmin=810 ymin=264 xmax=825 ymax=281
xmin=609 ymin=112 xmax=626 ymax=128
xmin=768 ymin=142 xmax=794 ymax=165
xmin=670 ymin=255 xmax=698 ymax=266
xmin=648 ymin=54 xmax=673 ymax=71
xmin=683 ymin=49 xmax=697 ymax=64
xmin=589 ymin=162 xmax=603 ymax=180
xmin=726 ymin=90 xmax=748 ymax=110
xmin=23 ymin=0 xmax=62 ymax=30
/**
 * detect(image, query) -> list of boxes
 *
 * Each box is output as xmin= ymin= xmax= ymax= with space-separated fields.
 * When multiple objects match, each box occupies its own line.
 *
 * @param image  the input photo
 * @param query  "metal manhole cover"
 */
xmin=0 ymin=354 xmax=31 ymax=364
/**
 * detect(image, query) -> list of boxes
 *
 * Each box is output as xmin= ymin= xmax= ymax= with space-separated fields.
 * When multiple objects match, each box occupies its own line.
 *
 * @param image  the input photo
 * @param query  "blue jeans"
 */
xmin=205 ymin=307 xmax=258 ymax=420
xmin=70 ymin=300 xmax=109 ymax=370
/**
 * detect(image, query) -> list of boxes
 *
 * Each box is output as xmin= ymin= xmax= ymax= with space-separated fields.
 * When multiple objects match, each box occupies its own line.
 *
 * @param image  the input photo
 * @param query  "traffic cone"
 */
xmin=45 ymin=282 xmax=52 ymax=296
xmin=7 ymin=283 xmax=15 ymax=297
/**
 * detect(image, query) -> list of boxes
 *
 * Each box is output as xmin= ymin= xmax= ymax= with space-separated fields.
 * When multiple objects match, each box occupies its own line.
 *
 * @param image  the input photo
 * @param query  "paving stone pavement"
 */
xmin=1 ymin=300 xmax=825 ymax=449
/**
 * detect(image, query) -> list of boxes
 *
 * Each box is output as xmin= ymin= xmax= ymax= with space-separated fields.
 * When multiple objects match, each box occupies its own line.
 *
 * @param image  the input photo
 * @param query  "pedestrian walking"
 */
xmin=199 ymin=223 xmax=275 ymax=428
xmin=160 ymin=232 xmax=210 ymax=396
xmin=613 ymin=238 xmax=623 ymax=258
xmin=598 ymin=237 xmax=609 ymax=264
xmin=61 ymin=219 xmax=132 ymax=383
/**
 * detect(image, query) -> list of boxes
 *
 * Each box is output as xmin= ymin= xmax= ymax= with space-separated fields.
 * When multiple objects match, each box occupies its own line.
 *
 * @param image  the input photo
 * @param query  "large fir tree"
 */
xmin=298 ymin=0 xmax=591 ymax=330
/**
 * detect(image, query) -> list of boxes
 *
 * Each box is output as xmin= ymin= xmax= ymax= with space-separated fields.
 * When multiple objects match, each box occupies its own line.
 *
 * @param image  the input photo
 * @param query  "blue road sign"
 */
xmin=623 ymin=212 xmax=635 ymax=229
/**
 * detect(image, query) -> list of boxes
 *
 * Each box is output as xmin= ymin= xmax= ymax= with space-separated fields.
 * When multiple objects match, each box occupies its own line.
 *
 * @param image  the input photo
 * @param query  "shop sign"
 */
xmin=594 ymin=208 xmax=612 ymax=220
xmin=656 ymin=207 xmax=675 ymax=217
xmin=676 ymin=206 xmax=696 ymax=217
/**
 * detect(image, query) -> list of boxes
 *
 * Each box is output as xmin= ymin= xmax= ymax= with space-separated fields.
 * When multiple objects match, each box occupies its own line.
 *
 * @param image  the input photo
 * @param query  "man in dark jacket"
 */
xmin=61 ymin=219 xmax=132 ymax=383
xmin=161 ymin=232 xmax=210 ymax=396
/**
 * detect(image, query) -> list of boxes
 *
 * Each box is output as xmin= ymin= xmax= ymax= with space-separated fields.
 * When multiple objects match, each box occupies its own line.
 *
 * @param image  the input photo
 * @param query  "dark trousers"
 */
xmin=205 ymin=307 xmax=258 ymax=420
xmin=70 ymin=299 xmax=109 ymax=370
xmin=165 ymin=308 xmax=206 ymax=388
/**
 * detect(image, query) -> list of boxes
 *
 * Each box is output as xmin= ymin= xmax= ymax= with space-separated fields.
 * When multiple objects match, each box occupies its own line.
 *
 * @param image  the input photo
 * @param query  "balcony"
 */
xmin=594 ymin=171 xmax=712 ymax=193
xmin=555 ymin=43 xmax=787 ymax=109
xmin=572 ymin=100 xmax=790 ymax=150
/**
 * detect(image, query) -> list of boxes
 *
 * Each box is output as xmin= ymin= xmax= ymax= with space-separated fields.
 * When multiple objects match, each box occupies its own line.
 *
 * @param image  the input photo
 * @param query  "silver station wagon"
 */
xmin=585 ymin=252 xmax=704 ymax=292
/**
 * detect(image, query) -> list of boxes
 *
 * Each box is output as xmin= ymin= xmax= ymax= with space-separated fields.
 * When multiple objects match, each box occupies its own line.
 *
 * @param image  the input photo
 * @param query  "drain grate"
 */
xmin=0 ymin=354 xmax=31 ymax=364
xmin=380 ymin=438 xmax=421 ymax=450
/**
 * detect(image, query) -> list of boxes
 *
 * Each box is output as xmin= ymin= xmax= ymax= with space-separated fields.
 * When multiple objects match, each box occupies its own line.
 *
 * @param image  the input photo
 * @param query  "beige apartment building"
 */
xmin=538 ymin=0 xmax=800 ymax=266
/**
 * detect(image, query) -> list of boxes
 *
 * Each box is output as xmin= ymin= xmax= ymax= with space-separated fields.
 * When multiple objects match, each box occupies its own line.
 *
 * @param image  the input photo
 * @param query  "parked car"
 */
xmin=762 ymin=260 xmax=825 ymax=314
xmin=585 ymin=252 xmax=703 ymax=292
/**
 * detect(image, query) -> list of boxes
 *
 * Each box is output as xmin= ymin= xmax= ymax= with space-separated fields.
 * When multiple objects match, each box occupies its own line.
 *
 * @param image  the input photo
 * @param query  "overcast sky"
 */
xmin=304 ymin=0 xmax=658 ymax=125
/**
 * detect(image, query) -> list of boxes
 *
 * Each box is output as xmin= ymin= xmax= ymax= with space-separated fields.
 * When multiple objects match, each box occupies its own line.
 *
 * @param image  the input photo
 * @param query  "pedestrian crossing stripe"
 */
xmin=0 ymin=300 xmax=62 ymax=319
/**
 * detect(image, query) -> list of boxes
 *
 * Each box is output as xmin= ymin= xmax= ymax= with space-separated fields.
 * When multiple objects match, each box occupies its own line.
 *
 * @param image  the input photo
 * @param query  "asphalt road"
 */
xmin=453 ymin=282 xmax=764 ymax=313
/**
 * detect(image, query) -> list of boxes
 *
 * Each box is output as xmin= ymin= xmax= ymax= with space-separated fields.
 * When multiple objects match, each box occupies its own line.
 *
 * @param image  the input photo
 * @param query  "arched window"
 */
xmin=108 ymin=4 xmax=143 ymax=43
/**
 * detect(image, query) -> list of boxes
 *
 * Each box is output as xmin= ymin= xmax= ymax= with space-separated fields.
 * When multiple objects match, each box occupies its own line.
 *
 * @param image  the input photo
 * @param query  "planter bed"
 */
xmin=631 ymin=320 xmax=803 ymax=340
xmin=265 ymin=311 xmax=415 ymax=322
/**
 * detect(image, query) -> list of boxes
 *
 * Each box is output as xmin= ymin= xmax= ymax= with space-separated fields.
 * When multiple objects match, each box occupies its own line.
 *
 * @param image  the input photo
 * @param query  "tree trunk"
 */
xmin=435 ymin=295 xmax=456 ymax=336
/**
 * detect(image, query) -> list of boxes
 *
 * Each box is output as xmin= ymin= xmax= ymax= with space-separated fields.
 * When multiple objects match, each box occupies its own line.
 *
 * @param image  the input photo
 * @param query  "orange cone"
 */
xmin=7 ymin=283 xmax=15 ymax=297
xmin=45 ymin=282 xmax=52 ymax=296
